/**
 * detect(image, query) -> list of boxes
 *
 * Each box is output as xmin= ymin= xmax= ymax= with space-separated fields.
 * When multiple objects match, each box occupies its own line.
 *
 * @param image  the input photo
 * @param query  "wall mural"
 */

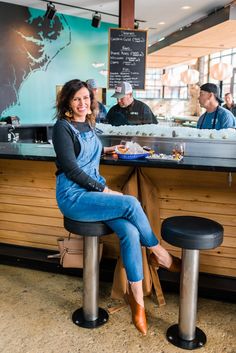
xmin=0 ymin=2 xmax=112 ymax=124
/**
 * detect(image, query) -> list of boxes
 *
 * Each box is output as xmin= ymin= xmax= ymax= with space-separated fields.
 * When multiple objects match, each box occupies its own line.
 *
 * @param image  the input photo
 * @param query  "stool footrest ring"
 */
xmin=166 ymin=324 xmax=206 ymax=350
xmin=72 ymin=307 xmax=109 ymax=329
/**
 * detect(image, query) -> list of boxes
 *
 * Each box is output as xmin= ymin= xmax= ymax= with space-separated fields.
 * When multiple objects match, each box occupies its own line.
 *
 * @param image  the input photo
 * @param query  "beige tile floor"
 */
xmin=0 ymin=264 xmax=235 ymax=353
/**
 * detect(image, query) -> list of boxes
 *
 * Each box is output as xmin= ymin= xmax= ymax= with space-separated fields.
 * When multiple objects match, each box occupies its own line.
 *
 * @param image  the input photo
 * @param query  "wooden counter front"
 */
xmin=0 ymin=158 xmax=235 ymax=278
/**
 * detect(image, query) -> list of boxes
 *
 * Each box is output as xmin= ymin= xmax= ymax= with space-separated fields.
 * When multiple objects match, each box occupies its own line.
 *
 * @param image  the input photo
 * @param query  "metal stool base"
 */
xmin=167 ymin=324 xmax=207 ymax=350
xmin=72 ymin=308 xmax=109 ymax=329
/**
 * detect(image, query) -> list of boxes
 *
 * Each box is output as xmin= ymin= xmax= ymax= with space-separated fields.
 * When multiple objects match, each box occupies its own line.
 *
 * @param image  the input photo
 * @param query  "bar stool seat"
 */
xmin=161 ymin=216 xmax=223 ymax=350
xmin=162 ymin=216 xmax=223 ymax=250
xmin=64 ymin=216 xmax=112 ymax=329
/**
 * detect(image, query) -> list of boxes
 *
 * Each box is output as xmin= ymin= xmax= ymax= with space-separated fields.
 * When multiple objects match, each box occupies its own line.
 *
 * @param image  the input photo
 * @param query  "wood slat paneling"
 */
xmin=160 ymin=199 xmax=236 ymax=215
xmin=162 ymin=240 xmax=236 ymax=257
xmin=0 ymin=160 xmax=63 ymax=250
xmin=0 ymin=238 xmax=58 ymax=251
xmin=0 ymin=194 xmax=57 ymax=208
xmin=0 ymin=204 xmax=61 ymax=218
xmin=141 ymin=167 xmax=236 ymax=278
xmin=0 ymin=220 xmax=67 ymax=237
xmin=0 ymin=229 xmax=59 ymax=246
xmin=0 ymin=185 xmax=55 ymax=198
xmin=159 ymin=186 xmax=236 ymax=205
xmin=0 ymin=176 xmax=55 ymax=188
xmin=0 ymin=160 xmax=235 ymax=278
xmin=0 ymin=212 xmax=62 ymax=227
xmin=160 ymin=209 xmax=236 ymax=227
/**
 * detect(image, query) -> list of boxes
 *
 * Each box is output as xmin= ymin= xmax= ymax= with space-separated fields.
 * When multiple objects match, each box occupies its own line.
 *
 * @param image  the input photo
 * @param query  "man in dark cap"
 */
xmin=197 ymin=83 xmax=236 ymax=129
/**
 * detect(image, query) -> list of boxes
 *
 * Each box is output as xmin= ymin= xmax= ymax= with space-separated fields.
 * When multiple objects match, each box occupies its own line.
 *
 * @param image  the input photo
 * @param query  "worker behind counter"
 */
xmin=86 ymin=79 xmax=107 ymax=123
xmin=223 ymin=92 xmax=236 ymax=117
xmin=197 ymin=83 xmax=236 ymax=130
xmin=106 ymin=81 xmax=157 ymax=126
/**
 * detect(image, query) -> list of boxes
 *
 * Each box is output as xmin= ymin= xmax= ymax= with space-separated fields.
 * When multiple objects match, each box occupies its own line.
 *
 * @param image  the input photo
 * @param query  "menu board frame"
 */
xmin=108 ymin=28 xmax=147 ymax=90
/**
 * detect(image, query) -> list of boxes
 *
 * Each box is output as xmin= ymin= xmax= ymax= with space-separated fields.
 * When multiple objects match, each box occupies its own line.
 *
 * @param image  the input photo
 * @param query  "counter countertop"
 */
xmin=1 ymin=142 xmax=236 ymax=172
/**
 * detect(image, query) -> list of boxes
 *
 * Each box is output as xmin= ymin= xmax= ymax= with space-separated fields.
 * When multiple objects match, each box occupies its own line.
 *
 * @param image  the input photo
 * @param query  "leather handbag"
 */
xmin=57 ymin=234 xmax=103 ymax=269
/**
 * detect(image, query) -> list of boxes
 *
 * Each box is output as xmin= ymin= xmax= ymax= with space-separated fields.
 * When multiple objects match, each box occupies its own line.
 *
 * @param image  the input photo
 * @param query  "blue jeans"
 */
xmin=60 ymin=192 xmax=159 ymax=282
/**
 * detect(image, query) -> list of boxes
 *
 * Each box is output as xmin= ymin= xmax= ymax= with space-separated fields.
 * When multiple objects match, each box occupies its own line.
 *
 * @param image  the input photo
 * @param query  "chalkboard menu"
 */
xmin=108 ymin=28 xmax=147 ymax=90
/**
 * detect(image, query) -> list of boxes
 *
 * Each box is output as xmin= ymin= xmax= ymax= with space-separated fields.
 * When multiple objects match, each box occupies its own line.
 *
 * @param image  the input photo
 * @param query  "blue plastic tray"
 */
xmin=117 ymin=153 xmax=150 ymax=160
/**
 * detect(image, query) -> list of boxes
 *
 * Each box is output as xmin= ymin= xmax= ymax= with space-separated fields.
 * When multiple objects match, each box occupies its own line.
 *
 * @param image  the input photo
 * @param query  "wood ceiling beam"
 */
xmin=119 ymin=0 xmax=134 ymax=28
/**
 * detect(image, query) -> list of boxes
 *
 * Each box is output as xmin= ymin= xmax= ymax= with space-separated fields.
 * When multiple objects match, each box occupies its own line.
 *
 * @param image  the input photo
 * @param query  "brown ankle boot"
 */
xmin=125 ymin=284 xmax=147 ymax=335
xmin=149 ymin=253 xmax=181 ymax=273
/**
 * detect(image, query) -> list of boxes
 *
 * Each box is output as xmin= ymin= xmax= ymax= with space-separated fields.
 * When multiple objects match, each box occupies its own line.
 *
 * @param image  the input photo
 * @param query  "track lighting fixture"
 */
xmin=39 ymin=0 xmax=146 ymax=27
xmin=38 ymin=0 xmax=146 ymax=27
xmin=91 ymin=12 xmax=101 ymax=28
xmin=45 ymin=2 xmax=57 ymax=20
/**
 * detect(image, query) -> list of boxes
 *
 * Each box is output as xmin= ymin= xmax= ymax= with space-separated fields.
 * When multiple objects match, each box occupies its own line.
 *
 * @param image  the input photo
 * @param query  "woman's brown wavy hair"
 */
xmin=55 ymin=79 xmax=96 ymax=126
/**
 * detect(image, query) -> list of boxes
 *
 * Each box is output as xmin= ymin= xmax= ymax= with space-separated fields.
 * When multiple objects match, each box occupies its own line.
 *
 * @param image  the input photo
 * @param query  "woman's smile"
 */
xmin=70 ymin=87 xmax=91 ymax=121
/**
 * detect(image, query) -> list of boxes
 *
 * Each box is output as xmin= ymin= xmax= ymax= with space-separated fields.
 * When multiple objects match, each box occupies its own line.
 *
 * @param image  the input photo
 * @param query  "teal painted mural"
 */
xmin=0 ymin=2 xmax=115 ymax=124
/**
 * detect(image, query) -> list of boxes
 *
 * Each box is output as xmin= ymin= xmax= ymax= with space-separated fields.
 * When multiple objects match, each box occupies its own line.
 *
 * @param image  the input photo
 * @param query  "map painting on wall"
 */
xmin=0 ymin=3 xmax=70 ymax=120
xmin=0 ymin=2 xmax=110 ymax=124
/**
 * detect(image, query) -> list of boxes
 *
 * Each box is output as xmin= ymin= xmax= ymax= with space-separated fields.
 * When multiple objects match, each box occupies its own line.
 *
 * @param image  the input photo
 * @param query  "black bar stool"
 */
xmin=161 ymin=216 xmax=223 ymax=350
xmin=64 ymin=217 xmax=112 ymax=329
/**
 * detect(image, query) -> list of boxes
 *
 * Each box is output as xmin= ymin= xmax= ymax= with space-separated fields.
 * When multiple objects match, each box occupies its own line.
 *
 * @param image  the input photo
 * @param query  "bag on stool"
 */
xmin=49 ymin=234 xmax=103 ymax=269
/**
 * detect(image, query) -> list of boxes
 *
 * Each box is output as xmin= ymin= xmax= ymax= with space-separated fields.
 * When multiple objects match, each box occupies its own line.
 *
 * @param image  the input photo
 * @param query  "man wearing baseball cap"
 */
xmin=223 ymin=92 xmax=236 ymax=117
xmin=106 ymin=81 xmax=157 ymax=126
xmin=86 ymin=79 xmax=107 ymax=123
xmin=197 ymin=83 xmax=236 ymax=129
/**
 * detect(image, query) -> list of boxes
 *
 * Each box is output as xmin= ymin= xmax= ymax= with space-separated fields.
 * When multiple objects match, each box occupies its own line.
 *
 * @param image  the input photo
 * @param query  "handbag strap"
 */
xmin=60 ymin=247 xmax=83 ymax=266
xmin=60 ymin=249 xmax=67 ymax=265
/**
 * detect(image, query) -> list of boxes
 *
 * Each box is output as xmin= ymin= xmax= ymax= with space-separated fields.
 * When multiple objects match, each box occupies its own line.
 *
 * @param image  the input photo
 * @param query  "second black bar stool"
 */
xmin=161 ymin=215 xmax=223 ymax=350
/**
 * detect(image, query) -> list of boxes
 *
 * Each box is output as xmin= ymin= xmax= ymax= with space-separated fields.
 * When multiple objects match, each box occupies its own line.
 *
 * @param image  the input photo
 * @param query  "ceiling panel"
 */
xmin=147 ymin=5 xmax=236 ymax=68
xmin=2 ymin=0 xmax=236 ymax=69
xmin=2 ymin=0 xmax=231 ymax=42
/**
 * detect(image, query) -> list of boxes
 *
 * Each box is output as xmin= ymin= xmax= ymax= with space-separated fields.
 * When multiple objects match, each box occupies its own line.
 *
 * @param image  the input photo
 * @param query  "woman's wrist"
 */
xmin=104 ymin=145 xmax=123 ymax=154
xmin=104 ymin=146 xmax=114 ymax=154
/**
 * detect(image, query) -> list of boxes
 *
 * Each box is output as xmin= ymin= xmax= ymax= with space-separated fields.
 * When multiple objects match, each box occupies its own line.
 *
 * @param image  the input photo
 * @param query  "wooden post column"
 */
xmin=119 ymin=0 xmax=135 ymax=28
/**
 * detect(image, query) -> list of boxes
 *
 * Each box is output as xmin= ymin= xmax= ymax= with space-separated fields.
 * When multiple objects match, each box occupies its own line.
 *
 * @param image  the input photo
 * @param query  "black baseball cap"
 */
xmin=200 ymin=83 xmax=224 ymax=104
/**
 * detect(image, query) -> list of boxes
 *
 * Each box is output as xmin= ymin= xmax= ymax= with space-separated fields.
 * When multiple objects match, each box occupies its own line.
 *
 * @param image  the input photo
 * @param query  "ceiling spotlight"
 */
xmin=45 ymin=2 xmax=57 ymax=20
xmin=134 ymin=20 xmax=139 ymax=29
xmin=91 ymin=12 xmax=101 ymax=28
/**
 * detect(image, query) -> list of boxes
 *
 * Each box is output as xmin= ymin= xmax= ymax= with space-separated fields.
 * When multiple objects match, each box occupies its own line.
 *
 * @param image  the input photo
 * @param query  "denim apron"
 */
xmin=55 ymin=123 xmax=159 ymax=282
xmin=56 ymin=121 xmax=106 ymax=219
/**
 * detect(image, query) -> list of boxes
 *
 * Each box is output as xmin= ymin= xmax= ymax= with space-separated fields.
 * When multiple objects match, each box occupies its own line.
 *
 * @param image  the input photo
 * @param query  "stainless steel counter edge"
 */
xmin=1 ymin=142 xmax=236 ymax=172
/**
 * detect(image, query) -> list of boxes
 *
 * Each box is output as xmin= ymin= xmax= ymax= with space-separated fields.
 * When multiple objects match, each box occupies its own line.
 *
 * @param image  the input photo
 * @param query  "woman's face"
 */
xmin=69 ymin=87 xmax=91 ymax=121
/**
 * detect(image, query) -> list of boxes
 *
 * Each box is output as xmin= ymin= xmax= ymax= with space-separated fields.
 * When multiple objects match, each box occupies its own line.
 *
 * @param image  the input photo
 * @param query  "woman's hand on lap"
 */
xmin=103 ymin=187 xmax=123 ymax=195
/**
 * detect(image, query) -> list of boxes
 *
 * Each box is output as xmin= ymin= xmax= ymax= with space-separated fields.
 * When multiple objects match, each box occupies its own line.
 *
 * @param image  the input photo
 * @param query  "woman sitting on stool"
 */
xmin=52 ymin=79 xmax=181 ymax=336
